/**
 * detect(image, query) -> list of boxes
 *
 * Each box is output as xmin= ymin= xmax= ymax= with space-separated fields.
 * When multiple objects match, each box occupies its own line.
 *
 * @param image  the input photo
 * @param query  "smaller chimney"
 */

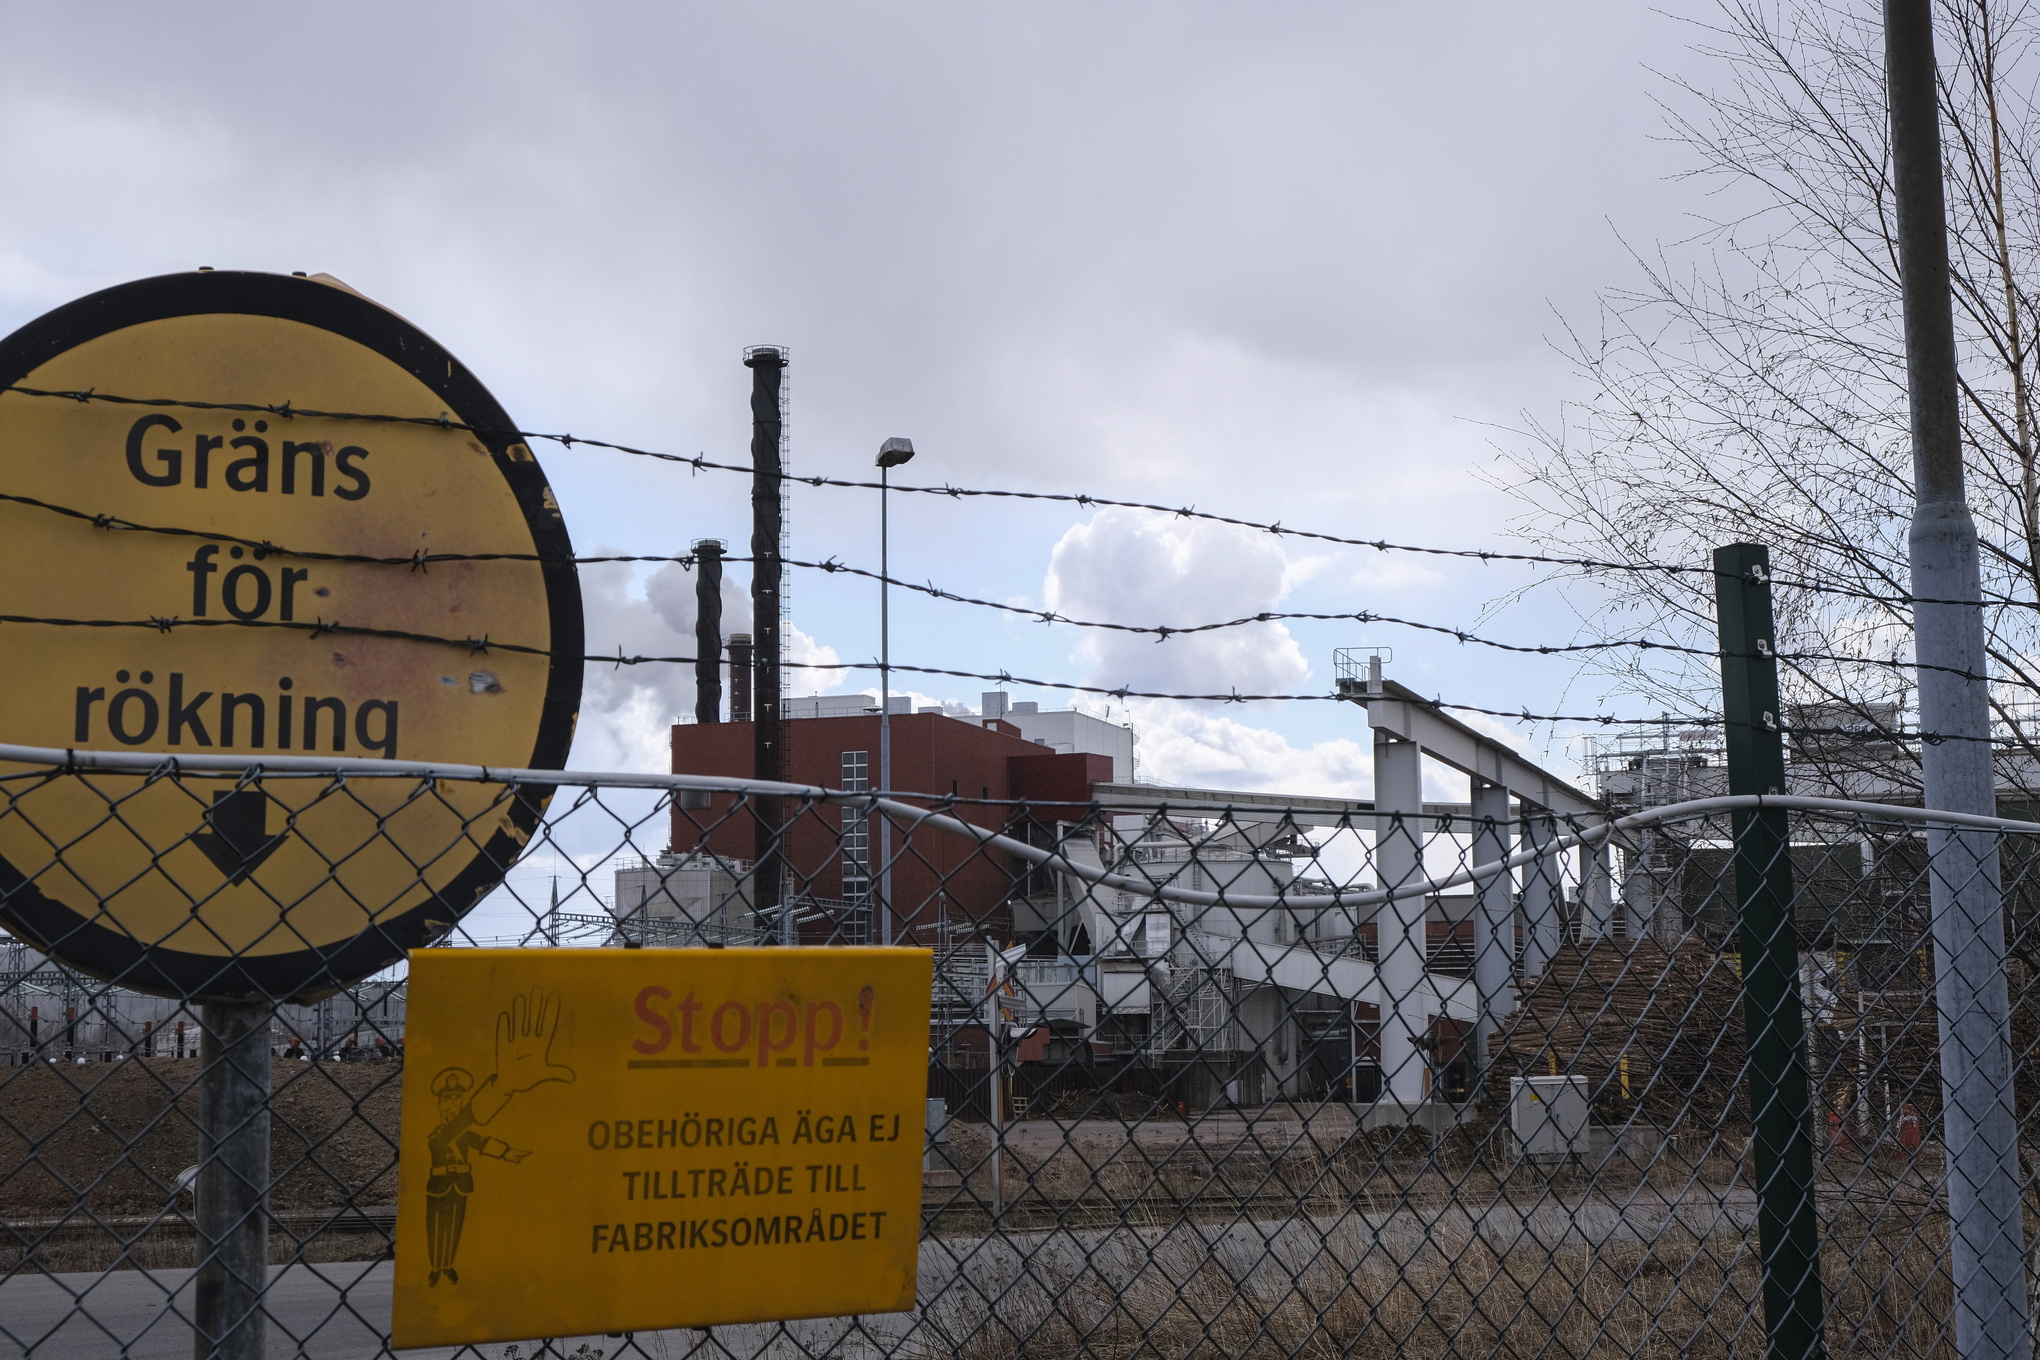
xmin=693 ymin=539 xmax=725 ymax=723
xmin=729 ymin=633 xmax=754 ymax=722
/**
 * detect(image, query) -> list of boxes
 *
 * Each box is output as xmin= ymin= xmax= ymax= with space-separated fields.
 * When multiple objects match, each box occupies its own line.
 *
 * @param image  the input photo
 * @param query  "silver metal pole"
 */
xmin=1521 ymin=813 xmax=1560 ymax=978
xmin=1585 ymin=841 xmax=1614 ymax=940
xmin=879 ymin=464 xmax=893 ymax=947
xmin=1470 ymin=779 xmax=1513 ymax=1073
xmin=1886 ymin=3 xmax=2030 ymax=1353
xmin=194 ymin=1002 xmax=270 ymax=1360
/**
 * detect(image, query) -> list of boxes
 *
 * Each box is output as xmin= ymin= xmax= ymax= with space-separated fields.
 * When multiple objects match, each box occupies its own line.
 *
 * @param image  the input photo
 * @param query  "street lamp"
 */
xmin=875 ymin=437 xmax=915 ymax=947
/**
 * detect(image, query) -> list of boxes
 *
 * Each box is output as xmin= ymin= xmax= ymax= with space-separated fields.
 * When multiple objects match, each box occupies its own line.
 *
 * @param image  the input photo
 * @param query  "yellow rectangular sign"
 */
xmin=392 ymin=947 xmax=933 ymax=1348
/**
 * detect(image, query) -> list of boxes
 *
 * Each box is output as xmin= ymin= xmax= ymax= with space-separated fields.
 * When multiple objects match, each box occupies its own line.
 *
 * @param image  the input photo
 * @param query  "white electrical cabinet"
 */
xmin=1510 ymin=1075 xmax=1590 ymax=1161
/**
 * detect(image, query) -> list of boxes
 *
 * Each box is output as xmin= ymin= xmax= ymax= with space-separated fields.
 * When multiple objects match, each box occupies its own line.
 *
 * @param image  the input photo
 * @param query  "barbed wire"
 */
xmin=0 ymin=488 xmax=1765 ymax=651
xmin=13 ymin=382 xmax=2034 ymax=612
xmin=0 ymin=606 xmax=1681 ymax=716
xmin=0 ymin=606 xmax=2023 ymax=746
xmin=788 ymin=554 xmax=1974 ymax=683
xmin=5 ymin=388 xmax=2033 ymax=746
xmin=795 ymin=552 xmax=1998 ymax=689
xmin=0 ymin=490 xmax=554 ymax=567
xmin=0 ymin=487 xmax=2000 ymax=686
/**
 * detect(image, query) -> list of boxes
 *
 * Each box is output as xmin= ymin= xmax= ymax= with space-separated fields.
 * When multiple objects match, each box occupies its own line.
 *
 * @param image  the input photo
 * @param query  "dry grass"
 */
xmin=932 ymin=1115 xmax=1762 ymax=1233
xmin=907 ymin=1117 xmax=1965 ymax=1358
xmin=911 ymin=1213 xmax=1958 ymax=1360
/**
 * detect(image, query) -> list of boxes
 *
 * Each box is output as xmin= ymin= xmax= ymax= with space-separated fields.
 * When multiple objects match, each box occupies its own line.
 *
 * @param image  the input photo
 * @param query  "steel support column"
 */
xmin=1521 ymin=813 xmax=1561 ymax=977
xmin=1372 ymin=729 xmax=1427 ymax=1105
xmin=1470 ymin=779 xmax=1515 ymax=1070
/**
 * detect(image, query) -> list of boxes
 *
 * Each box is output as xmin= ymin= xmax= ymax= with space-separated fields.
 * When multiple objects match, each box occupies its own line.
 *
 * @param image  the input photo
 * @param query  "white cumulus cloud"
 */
xmin=575 ymin=559 xmax=749 ymax=772
xmin=784 ymin=625 xmax=847 ymax=695
xmin=1129 ymin=703 xmax=1371 ymax=798
xmin=1045 ymin=507 xmax=1310 ymax=698
xmin=575 ymin=559 xmax=851 ymax=772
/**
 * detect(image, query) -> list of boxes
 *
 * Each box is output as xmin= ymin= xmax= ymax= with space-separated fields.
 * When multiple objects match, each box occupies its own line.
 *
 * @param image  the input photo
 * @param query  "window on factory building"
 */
xmin=838 ymin=751 xmax=873 ymax=940
xmin=840 ymin=801 xmax=870 ymax=914
xmin=841 ymin=817 xmax=869 ymax=882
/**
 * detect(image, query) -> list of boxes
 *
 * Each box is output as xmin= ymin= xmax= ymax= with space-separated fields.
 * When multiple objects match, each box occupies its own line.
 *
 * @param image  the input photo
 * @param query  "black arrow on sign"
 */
xmin=191 ymin=790 xmax=286 ymax=884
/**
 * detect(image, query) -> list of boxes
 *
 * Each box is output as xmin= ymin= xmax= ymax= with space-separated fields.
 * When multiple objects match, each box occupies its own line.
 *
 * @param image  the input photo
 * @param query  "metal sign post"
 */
xmin=194 ymin=1002 xmax=271 ymax=1360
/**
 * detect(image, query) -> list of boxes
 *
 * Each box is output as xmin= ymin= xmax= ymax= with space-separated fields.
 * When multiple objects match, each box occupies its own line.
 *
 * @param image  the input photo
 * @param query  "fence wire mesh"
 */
xmin=0 ymin=750 xmax=2033 ymax=1359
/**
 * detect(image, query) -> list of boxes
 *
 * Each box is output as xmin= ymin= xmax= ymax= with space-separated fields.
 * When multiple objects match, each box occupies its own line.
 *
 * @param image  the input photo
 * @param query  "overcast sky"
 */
xmin=0 ymin=1 xmax=1725 ymax=799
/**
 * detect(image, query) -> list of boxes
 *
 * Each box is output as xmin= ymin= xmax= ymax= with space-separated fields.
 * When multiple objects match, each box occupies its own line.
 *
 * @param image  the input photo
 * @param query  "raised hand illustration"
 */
xmin=496 ymin=987 xmax=576 ymax=1095
xmin=471 ymin=988 xmax=576 ymax=1125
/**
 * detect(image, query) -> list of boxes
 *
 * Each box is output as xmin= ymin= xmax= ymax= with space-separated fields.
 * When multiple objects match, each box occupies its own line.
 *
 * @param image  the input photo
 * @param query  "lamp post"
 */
xmin=876 ymin=437 xmax=915 ymax=947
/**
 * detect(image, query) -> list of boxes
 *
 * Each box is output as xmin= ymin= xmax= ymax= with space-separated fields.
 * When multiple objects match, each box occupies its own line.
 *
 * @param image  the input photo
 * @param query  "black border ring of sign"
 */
xmin=0 ymin=270 xmax=585 ymax=1003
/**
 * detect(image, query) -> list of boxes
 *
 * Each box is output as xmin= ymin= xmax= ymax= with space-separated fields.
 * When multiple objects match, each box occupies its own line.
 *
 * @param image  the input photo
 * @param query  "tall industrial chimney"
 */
xmin=693 ymin=539 xmax=724 ymax=724
xmin=743 ymin=344 xmax=787 ymax=939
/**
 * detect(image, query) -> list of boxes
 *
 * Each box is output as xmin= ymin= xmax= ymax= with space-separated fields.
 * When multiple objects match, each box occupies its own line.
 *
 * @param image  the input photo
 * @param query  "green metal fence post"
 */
xmin=1714 ymin=541 xmax=1826 ymax=1360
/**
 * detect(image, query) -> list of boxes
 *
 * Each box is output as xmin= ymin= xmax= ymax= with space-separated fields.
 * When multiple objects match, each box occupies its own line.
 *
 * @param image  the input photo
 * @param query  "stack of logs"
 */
xmin=1482 ymin=941 xmax=1749 ymax=1128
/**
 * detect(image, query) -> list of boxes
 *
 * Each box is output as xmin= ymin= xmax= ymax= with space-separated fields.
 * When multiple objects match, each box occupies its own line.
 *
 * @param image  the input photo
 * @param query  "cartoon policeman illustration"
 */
xmin=423 ymin=988 xmax=575 ymax=1286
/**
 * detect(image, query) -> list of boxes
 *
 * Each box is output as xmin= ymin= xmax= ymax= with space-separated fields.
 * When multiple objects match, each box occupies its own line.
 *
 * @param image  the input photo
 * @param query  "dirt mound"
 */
xmin=1 ymin=1057 xmax=404 ymax=1218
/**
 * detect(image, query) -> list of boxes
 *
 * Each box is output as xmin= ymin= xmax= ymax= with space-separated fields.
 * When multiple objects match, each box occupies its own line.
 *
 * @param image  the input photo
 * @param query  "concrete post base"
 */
xmin=1356 ymin=1099 xmax=1464 ymax=1132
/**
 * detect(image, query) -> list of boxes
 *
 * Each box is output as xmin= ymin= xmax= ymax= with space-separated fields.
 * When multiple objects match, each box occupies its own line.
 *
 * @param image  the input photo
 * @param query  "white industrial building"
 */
xmin=920 ymin=667 xmax=1607 ymax=1119
xmin=0 ymin=935 xmax=406 ymax=1064
xmin=979 ymin=693 xmax=1137 ymax=783
xmin=609 ymin=853 xmax=755 ymax=945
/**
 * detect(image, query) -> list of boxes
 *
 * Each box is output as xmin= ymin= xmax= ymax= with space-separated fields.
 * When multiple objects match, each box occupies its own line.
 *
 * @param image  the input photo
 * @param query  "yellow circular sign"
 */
xmin=0 ymin=271 xmax=582 ymax=1000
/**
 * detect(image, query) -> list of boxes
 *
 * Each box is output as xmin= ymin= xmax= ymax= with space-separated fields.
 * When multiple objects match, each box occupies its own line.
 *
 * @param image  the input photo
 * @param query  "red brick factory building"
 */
xmin=667 ymin=701 xmax=1116 ymax=944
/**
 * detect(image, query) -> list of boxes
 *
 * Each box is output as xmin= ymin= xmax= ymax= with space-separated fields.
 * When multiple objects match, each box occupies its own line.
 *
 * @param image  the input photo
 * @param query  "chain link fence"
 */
xmin=1 ymin=747 xmax=2035 ymax=1358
